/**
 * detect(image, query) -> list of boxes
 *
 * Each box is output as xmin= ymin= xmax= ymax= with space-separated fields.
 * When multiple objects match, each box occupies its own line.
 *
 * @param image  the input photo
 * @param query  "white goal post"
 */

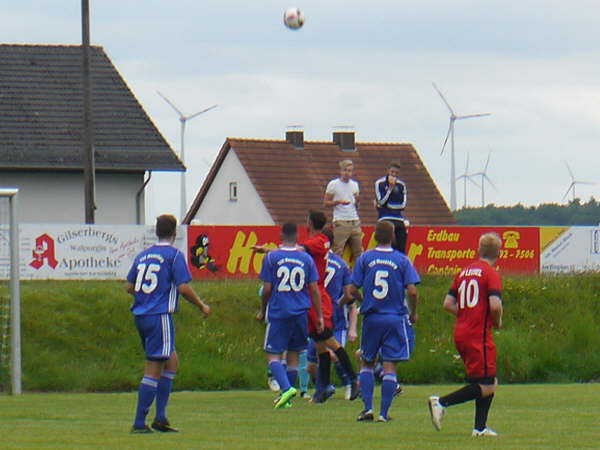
xmin=0 ymin=188 xmax=21 ymax=395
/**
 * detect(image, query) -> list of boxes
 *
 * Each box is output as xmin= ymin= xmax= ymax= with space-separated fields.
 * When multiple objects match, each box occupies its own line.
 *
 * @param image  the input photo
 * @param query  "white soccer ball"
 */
xmin=283 ymin=7 xmax=305 ymax=30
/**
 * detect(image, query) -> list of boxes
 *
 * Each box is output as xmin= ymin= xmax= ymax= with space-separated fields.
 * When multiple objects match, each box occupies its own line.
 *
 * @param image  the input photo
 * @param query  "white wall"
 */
xmin=193 ymin=150 xmax=274 ymax=225
xmin=0 ymin=171 xmax=145 ymax=224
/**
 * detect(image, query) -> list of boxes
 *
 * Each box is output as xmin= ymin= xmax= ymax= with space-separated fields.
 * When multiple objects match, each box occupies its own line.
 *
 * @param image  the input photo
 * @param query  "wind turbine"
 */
xmin=158 ymin=91 xmax=217 ymax=221
xmin=432 ymin=82 xmax=491 ymax=211
xmin=562 ymin=161 xmax=595 ymax=202
xmin=471 ymin=151 xmax=496 ymax=207
xmin=456 ymin=152 xmax=480 ymax=209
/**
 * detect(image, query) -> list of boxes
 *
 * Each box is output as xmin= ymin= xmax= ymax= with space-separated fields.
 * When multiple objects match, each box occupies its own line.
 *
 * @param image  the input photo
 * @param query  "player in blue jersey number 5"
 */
xmin=348 ymin=221 xmax=420 ymax=423
xmin=126 ymin=214 xmax=211 ymax=434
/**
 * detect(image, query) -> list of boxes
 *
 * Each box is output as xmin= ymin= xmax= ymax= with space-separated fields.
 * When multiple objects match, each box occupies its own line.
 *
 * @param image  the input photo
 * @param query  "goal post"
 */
xmin=0 ymin=188 xmax=21 ymax=395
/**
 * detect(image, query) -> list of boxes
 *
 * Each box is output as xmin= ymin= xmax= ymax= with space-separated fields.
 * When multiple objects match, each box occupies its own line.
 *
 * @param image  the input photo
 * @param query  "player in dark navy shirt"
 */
xmin=349 ymin=221 xmax=419 ymax=422
xmin=126 ymin=214 xmax=211 ymax=433
xmin=375 ymin=161 xmax=409 ymax=253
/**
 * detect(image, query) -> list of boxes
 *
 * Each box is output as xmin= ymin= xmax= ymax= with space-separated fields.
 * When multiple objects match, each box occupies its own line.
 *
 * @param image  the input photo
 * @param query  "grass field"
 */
xmin=1 ymin=384 xmax=598 ymax=449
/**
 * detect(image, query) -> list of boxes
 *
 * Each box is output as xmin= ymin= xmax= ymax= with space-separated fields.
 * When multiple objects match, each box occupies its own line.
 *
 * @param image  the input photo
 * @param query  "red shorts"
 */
xmin=307 ymin=286 xmax=333 ymax=334
xmin=455 ymin=332 xmax=496 ymax=380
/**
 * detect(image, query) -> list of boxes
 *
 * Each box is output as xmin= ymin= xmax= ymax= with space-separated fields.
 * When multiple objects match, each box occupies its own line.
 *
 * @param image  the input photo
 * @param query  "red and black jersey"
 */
xmin=300 ymin=233 xmax=333 ymax=329
xmin=449 ymin=259 xmax=502 ymax=338
xmin=449 ymin=259 xmax=502 ymax=379
xmin=300 ymin=233 xmax=330 ymax=289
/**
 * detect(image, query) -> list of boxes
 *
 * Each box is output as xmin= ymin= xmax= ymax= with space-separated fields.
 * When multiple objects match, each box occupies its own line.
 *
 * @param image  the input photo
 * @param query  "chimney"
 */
xmin=332 ymin=126 xmax=355 ymax=151
xmin=285 ymin=126 xmax=304 ymax=149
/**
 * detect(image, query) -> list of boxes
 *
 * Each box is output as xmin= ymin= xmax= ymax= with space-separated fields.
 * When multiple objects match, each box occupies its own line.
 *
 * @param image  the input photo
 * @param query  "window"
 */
xmin=229 ymin=182 xmax=238 ymax=201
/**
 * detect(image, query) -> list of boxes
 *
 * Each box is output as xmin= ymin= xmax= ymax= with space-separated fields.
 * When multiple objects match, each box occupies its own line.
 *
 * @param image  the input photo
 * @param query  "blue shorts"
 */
xmin=360 ymin=313 xmax=414 ymax=363
xmin=264 ymin=315 xmax=308 ymax=354
xmin=134 ymin=313 xmax=175 ymax=361
xmin=307 ymin=328 xmax=348 ymax=363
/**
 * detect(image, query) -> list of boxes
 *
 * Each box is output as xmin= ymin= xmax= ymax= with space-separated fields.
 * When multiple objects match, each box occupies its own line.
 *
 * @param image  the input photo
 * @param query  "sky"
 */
xmin=3 ymin=1 xmax=600 ymax=221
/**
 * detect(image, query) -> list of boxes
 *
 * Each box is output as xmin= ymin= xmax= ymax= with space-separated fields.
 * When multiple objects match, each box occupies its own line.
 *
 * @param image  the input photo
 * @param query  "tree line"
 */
xmin=454 ymin=198 xmax=600 ymax=225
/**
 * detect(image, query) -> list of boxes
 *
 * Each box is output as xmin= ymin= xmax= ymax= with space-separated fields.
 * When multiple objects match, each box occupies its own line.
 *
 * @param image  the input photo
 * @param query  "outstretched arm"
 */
xmin=178 ymin=283 xmax=211 ymax=318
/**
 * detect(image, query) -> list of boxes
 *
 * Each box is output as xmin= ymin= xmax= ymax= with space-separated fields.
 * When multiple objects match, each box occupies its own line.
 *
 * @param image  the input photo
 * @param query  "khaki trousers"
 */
xmin=332 ymin=220 xmax=363 ymax=259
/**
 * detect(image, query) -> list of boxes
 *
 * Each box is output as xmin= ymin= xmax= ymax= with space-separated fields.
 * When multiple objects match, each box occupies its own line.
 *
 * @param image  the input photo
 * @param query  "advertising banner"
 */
xmin=406 ymin=226 xmax=540 ymax=276
xmin=187 ymin=225 xmax=313 ymax=279
xmin=187 ymin=225 xmax=540 ymax=279
xmin=540 ymin=226 xmax=600 ymax=272
xmin=3 ymin=224 xmax=187 ymax=280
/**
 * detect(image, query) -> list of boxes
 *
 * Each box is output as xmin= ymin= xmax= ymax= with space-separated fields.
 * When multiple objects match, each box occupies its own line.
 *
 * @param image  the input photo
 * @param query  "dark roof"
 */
xmin=184 ymin=137 xmax=455 ymax=226
xmin=0 ymin=44 xmax=183 ymax=172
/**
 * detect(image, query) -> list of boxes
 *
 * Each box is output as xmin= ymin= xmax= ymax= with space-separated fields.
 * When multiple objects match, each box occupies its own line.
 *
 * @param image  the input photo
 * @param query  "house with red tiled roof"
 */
xmin=184 ymin=129 xmax=455 ymax=226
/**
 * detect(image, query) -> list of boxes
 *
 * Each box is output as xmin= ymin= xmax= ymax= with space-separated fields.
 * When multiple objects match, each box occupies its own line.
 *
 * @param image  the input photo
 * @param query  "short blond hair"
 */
xmin=479 ymin=232 xmax=502 ymax=260
xmin=339 ymin=159 xmax=353 ymax=169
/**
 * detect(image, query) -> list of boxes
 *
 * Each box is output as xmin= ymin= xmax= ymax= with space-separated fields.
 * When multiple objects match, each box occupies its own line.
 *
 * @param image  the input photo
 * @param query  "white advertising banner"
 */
xmin=541 ymin=226 xmax=600 ymax=273
xmin=0 ymin=224 xmax=187 ymax=280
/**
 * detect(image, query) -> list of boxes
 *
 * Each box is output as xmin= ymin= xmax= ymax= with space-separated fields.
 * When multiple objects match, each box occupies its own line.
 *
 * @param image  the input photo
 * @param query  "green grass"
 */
xmin=4 ymin=274 xmax=600 ymax=391
xmin=0 ymin=384 xmax=598 ymax=449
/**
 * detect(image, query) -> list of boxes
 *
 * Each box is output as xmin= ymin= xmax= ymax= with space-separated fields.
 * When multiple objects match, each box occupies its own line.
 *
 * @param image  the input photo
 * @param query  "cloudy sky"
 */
xmin=4 ymin=1 xmax=600 ymax=220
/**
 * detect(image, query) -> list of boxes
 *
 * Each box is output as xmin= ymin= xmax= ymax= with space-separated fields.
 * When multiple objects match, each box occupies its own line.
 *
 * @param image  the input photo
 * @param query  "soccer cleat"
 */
xmin=300 ymin=391 xmax=312 ymax=400
xmin=377 ymin=415 xmax=393 ymax=423
xmin=356 ymin=409 xmax=374 ymax=422
xmin=394 ymin=384 xmax=403 ymax=397
xmin=348 ymin=380 xmax=360 ymax=401
xmin=274 ymin=387 xmax=297 ymax=409
xmin=130 ymin=425 xmax=153 ymax=434
xmin=312 ymin=384 xmax=336 ymax=404
xmin=472 ymin=428 xmax=498 ymax=437
xmin=151 ymin=418 xmax=179 ymax=432
xmin=267 ymin=375 xmax=280 ymax=392
xmin=428 ymin=395 xmax=445 ymax=431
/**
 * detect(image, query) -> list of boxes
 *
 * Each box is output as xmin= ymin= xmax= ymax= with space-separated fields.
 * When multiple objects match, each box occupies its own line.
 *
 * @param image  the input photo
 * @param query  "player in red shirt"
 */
xmin=300 ymin=211 xmax=359 ymax=403
xmin=428 ymin=232 xmax=504 ymax=437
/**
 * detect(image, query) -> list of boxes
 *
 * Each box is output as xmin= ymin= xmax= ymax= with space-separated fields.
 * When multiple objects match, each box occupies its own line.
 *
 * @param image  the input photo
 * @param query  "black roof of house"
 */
xmin=0 ymin=44 xmax=183 ymax=172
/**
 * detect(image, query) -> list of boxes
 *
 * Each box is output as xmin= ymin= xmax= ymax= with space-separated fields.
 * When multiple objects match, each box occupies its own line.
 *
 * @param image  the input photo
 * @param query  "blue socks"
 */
xmin=155 ymin=371 xmax=176 ymax=422
xmin=269 ymin=361 xmax=291 ymax=392
xmin=359 ymin=368 xmax=374 ymax=411
xmin=286 ymin=366 xmax=298 ymax=388
xmin=134 ymin=376 xmax=158 ymax=429
xmin=380 ymin=373 xmax=397 ymax=419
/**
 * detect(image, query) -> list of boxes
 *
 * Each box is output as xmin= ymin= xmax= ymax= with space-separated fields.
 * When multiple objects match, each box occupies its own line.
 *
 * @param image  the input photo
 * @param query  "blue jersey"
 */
xmin=325 ymin=251 xmax=352 ymax=330
xmin=352 ymin=247 xmax=420 ymax=315
xmin=127 ymin=242 xmax=191 ymax=315
xmin=259 ymin=246 xmax=319 ymax=320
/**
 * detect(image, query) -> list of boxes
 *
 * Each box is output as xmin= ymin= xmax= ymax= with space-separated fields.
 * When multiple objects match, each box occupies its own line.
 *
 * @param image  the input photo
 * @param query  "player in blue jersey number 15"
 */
xmin=126 ymin=214 xmax=211 ymax=434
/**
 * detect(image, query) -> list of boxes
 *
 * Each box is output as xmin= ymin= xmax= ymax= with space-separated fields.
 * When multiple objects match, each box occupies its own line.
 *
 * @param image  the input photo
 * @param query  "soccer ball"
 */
xmin=283 ymin=8 xmax=305 ymax=30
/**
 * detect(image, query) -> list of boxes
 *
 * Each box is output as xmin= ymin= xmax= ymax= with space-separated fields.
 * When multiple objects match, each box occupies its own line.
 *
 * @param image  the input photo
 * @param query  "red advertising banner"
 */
xmin=187 ymin=225 xmax=312 ymax=280
xmin=405 ymin=226 xmax=540 ymax=275
xmin=187 ymin=225 xmax=540 ymax=279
